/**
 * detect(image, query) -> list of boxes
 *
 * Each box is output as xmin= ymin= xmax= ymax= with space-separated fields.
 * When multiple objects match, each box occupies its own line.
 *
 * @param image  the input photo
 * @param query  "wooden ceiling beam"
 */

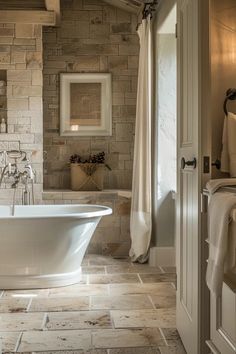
xmin=103 ymin=0 xmax=142 ymax=14
xmin=45 ymin=0 xmax=60 ymax=25
xmin=0 ymin=10 xmax=56 ymax=25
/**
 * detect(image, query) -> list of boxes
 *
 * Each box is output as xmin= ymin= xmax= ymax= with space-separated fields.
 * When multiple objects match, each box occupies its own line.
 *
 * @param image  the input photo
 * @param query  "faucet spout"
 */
xmin=25 ymin=164 xmax=34 ymax=180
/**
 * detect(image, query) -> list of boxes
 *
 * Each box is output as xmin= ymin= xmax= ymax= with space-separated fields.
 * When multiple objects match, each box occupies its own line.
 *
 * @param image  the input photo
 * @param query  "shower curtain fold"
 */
xmin=129 ymin=17 xmax=153 ymax=263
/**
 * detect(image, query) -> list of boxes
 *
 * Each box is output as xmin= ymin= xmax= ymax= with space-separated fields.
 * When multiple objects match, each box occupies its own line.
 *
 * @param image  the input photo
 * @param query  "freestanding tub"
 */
xmin=0 ymin=204 xmax=112 ymax=289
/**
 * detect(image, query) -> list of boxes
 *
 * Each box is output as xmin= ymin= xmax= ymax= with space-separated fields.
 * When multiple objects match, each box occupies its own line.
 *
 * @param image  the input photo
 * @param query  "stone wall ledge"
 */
xmin=42 ymin=189 xmax=132 ymax=200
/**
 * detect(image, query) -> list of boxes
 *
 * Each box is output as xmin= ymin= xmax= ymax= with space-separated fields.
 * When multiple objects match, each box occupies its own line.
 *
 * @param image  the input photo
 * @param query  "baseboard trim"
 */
xmin=149 ymin=246 xmax=175 ymax=267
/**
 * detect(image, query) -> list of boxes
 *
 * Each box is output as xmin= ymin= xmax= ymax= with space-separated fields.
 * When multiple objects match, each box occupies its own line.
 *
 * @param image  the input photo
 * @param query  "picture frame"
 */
xmin=60 ymin=73 xmax=112 ymax=136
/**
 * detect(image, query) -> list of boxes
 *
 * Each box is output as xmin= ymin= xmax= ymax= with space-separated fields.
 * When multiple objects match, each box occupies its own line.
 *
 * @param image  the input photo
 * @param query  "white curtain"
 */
xmin=129 ymin=17 xmax=153 ymax=263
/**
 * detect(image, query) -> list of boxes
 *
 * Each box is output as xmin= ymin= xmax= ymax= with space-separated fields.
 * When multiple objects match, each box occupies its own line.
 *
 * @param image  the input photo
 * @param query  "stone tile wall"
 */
xmin=0 ymin=23 xmax=43 ymax=204
xmin=43 ymin=0 xmax=139 ymax=190
xmin=43 ymin=190 xmax=131 ymax=256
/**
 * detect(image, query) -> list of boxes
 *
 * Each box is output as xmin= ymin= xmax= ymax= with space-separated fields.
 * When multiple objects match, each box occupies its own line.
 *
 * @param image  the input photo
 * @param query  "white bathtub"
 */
xmin=0 ymin=204 xmax=112 ymax=289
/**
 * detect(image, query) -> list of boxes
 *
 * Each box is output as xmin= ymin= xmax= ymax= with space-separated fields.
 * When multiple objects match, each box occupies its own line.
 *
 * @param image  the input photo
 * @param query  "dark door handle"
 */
xmin=181 ymin=157 xmax=197 ymax=170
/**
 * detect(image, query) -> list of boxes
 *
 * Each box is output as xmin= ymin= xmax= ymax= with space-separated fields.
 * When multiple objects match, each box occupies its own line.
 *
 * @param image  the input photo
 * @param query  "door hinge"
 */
xmin=201 ymin=193 xmax=208 ymax=213
xmin=175 ymin=23 xmax=178 ymax=38
xmin=203 ymin=156 xmax=210 ymax=174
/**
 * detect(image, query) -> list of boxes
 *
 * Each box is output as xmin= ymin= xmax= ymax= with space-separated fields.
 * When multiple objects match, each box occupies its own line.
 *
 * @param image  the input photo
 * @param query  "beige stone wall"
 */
xmin=43 ymin=190 xmax=131 ymax=256
xmin=0 ymin=23 xmax=43 ymax=204
xmin=43 ymin=0 xmax=139 ymax=190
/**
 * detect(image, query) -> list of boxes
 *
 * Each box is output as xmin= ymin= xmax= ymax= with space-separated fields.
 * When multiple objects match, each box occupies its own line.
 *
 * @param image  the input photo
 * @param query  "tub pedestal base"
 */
xmin=0 ymin=267 xmax=83 ymax=290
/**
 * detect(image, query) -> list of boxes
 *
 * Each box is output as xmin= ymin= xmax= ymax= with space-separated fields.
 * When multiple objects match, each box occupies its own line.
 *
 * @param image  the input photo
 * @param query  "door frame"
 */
xmin=199 ymin=0 xmax=211 ymax=351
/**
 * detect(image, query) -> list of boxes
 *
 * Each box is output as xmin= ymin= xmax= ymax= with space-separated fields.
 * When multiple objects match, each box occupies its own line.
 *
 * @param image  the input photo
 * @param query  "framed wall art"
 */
xmin=60 ymin=73 xmax=112 ymax=136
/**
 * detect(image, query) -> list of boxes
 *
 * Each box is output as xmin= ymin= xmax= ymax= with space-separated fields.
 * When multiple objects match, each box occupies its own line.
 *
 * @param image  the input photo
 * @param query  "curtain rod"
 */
xmin=136 ymin=0 xmax=158 ymax=30
xmin=142 ymin=0 xmax=158 ymax=20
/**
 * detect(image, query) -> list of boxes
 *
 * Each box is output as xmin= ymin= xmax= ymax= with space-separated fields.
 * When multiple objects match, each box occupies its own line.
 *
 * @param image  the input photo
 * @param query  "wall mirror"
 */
xmin=60 ymin=73 xmax=112 ymax=136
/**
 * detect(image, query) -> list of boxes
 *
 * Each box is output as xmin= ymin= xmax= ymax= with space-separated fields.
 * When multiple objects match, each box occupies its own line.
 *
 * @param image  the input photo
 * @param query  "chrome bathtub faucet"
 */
xmin=0 ymin=150 xmax=36 ymax=207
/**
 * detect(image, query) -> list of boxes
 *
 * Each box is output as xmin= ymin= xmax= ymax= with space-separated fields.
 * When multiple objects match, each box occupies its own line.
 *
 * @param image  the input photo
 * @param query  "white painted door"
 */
xmin=176 ymin=0 xmax=202 ymax=353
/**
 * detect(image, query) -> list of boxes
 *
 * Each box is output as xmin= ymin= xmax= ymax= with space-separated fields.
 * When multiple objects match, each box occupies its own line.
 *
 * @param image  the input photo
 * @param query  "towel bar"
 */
xmin=223 ymin=88 xmax=236 ymax=115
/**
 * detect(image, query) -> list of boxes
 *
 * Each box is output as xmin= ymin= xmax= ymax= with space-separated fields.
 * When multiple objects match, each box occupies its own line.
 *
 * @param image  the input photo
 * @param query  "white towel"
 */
xmin=221 ymin=112 xmax=236 ymax=176
xmin=206 ymin=192 xmax=236 ymax=296
xmin=221 ymin=115 xmax=229 ymax=173
xmin=206 ymin=178 xmax=236 ymax=195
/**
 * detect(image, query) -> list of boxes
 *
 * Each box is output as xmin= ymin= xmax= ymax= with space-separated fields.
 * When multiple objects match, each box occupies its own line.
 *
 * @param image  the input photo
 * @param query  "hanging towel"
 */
xmin=221 ymin=115 xmax=229 ymax=173
xmin=206 ymin=178 xmax=236 ymax=195
xmin=221 ymin=112 xmax=236 ymax=176
xmin=206 ymin=191 xmax=236 ymax=296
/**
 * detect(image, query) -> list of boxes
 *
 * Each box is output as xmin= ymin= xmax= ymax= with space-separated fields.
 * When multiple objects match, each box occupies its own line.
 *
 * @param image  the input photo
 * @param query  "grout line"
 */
xmin=14 ymin=331 xmax=23 ymax=353
xmin=159 ymin=266 xmax=165 ymax=274
xmin=159 ymin=327 xmax=169 ymax=346
xmin=137 ymin=273 xmax=143 ymax=284
xmin=109 ymin=309 xmax=116 ymax=329
xmin=41 ymin=312 xmax=49 ymax=330
xmin=147 ymin=294 xmax=156 ymax=309
xmin=26 ymin=297 xmax=33 ymax=312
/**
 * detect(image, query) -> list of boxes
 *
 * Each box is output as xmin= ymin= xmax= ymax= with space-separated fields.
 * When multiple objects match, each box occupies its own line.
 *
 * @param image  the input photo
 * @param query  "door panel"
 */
xmin=181 ymin=172 xmax=194 ymax=318
xmin=176 ymin=0 xmax=200 ymax=352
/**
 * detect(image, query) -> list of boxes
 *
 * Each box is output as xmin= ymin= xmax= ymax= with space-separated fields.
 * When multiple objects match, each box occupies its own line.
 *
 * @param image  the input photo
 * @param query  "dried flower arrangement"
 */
xmin=70 ymin=152 xmax=111 ymax=170
xmin=70 ymin=152 xmax=111 ymax=191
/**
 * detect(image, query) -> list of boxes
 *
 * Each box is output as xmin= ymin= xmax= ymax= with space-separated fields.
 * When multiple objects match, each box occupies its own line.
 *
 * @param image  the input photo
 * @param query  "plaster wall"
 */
xmin=210 ymin=0 xmax=236 ymax=178
xmin=152 ymin=1 xmax=177 ymax=248
xmin=154 ymin=33 xmax=176 ymax=247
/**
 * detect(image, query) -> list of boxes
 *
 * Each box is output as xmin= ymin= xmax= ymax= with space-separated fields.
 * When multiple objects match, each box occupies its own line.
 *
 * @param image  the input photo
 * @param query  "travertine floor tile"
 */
xmin=150 ymin=294 xmax=176 ymax=309
xmin=46 ymin=311 xmax=112 ymax=330
xmin=91 ymin=295 xmax=154 ymax=310
xmin=109 ymin=283 xmax=174 ymax=296
xmin=18 ymin=330 xmax=92 ymax=352
xmin=108 ymin=348 xmax=161 ymax=353
xmin=0 ymin=255 xmax=179 ymax=354
xmin=82 ymin=266 xmax=106 ymax=274
xmin=106 ymin=265 xmax=162 ymax=274
xmin=111 ymin=308 xmax=176 ymax=329
xmin=0 ymin=332 xmax=21 ymax=352
xmin=49 ymin=284 xmax=109 ymax=297
xmin=0 ymin=313 xmax=45 ymax=331
xmin=27 ymin=350 xmax=107 ymax=354
xmin=139 ymin=274 xmax=176 ymax=283
xmin=161 ymin=328 xmax=180 ymax=340
xmin=89 ymin=274 xmax=140 ymax=284
xmin=88 ymin=256 xmax=130 ymax=266
xmin=159 ymin=340 xmax=186 ymax=354
xmin=29 ymin=296 xmax=90 ymax=312
xmin=2 ymin=289 xmax=49 ymax=298
xmin=0 ymin=298 xmax=30 ymax=313
xmin=92 ymin=328 xmax=166 ymax=348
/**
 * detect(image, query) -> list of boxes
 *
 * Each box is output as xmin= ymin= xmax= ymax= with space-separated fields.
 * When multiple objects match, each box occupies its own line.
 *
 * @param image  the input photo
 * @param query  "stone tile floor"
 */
xmin=0 ymin=255 xmax=186 ymax=354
